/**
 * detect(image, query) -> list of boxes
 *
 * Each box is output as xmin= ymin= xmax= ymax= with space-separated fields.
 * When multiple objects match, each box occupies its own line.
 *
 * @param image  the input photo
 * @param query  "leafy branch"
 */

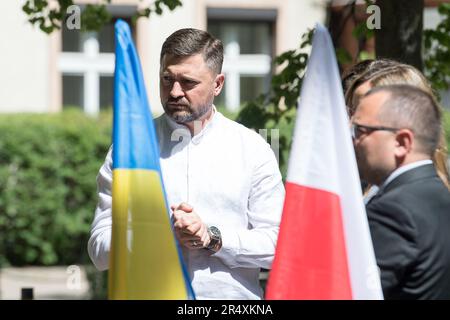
xmin=424 ymin=3 xmax=450 ymax=92
xmin=236 ymin=29 xmax=314 ymax=172
xmin=22 ymin=0 xmax=183 ymax=34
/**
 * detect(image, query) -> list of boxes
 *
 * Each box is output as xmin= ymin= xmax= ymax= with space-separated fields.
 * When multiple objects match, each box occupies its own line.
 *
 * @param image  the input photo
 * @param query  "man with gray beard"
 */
xmin=88 ymin=28 xmax=284 ymax=299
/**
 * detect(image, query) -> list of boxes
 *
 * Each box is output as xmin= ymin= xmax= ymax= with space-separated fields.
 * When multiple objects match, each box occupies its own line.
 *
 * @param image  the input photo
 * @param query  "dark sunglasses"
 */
xmin=351 ymin=122 xmax=399 ymax=139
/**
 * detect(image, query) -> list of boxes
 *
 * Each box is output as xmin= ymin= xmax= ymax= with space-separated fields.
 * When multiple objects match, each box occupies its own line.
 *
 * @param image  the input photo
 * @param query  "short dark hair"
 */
xmin=366 ymin=84 xmax=442 ymax=156
xmin=160 ymin=28 xmax=224 ymax=74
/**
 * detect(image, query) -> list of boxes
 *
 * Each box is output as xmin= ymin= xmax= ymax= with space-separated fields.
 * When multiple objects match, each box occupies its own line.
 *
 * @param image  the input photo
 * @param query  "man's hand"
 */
xmin=171 ymin=202 xmax=211 ymax=250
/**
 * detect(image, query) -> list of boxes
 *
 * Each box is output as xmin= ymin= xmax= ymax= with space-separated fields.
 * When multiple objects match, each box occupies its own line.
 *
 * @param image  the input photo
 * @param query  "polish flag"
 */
xmin=265 ymin=24 xmax=383 ymax=300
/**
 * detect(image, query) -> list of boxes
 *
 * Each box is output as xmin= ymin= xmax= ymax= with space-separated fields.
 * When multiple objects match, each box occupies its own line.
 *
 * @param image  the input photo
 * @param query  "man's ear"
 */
xmin=214 ymin=74 xmax=225 ymax=96
xmin=394 ymin=129 xmax=414 ymax=158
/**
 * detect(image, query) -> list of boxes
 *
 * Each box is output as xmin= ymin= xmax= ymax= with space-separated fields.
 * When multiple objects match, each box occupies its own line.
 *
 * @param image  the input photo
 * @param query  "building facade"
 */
xmin=0 ymin=0 xmax=448 ymax=115
xmin=0 ymin=0 xmax=327 ymax=115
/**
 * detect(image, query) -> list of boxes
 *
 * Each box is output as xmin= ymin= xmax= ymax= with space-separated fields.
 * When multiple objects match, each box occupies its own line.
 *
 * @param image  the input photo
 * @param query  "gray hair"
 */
xmin=160 ymin=28 xmax=224 ymax=74
xmin=366 ymin=84 xmax=441 ymax=156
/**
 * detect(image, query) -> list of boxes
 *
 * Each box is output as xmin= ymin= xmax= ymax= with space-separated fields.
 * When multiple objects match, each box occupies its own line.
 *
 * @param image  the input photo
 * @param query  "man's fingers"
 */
xmin=173 ymin=218 xmax=199 ymax=232
xmin=175 ymin=202 xmax=193 ymax=213
xmin=172 ymin=209 xmax=201 ymax=227
xmin=171 ymin=204 xmax=205 ymax=249
xmin=200 ymin=231 xmax=209 ymax=244
xmin=172 ymin=209 xmax=193 ymax=225
xmin=176 ymin=223 xmax=200 ymax=236
xmin=175 ymin=224 xmax=209 ymax=250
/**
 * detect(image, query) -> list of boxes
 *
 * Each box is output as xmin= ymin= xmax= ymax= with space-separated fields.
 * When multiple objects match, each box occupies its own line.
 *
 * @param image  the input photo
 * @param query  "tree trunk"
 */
xmin=375 ymin=0 xmax=424 ymax=71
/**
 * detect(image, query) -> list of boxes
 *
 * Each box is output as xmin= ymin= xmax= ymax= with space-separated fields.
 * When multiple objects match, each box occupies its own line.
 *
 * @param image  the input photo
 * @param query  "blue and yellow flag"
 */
xmin=109 ymin=20 xmax=194 ymax=300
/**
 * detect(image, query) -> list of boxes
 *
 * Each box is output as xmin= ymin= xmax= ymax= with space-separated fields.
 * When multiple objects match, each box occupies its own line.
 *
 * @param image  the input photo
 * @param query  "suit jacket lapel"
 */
xmin=366 ymin=164 xmax=437 ymax=206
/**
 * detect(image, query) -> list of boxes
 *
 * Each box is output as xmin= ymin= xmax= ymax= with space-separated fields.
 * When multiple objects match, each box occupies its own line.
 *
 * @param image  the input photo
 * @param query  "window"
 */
xmin=62 ymin=75 xmax=83 ymax=108
xmin=60 ymin=6 xmax=136 ymax=115
xmin=208 ymin=8 xmax=276 ymax=111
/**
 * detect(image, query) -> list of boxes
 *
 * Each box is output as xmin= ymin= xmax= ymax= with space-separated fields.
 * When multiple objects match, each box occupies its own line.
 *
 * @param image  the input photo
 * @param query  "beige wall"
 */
xmin=281 ymin=0 xmax=327 ymax=53
xmin=0 ymin=1 xmax=51 ymax=113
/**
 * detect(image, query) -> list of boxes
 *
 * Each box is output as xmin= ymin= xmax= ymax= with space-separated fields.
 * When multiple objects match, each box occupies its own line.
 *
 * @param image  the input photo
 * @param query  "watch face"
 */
xmin=207 ymin=226 xmax=221 ymax=251
xmin=209 ymin=226 xmax=221 ymax=239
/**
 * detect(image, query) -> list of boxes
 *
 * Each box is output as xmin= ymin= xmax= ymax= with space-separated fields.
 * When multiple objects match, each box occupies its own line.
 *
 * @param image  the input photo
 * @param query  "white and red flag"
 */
xmin=266 ymin=24 xmax=383 ymax=300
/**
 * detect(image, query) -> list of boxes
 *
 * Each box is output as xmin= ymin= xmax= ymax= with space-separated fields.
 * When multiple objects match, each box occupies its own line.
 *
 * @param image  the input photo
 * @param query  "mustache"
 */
xmin=165 ymin=99 xmax=189 ymax=107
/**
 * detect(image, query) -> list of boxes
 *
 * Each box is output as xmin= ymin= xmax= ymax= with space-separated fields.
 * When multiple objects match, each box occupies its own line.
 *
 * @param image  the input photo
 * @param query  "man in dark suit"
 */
xmin=352 ymin=84 xmax=450 ymax=299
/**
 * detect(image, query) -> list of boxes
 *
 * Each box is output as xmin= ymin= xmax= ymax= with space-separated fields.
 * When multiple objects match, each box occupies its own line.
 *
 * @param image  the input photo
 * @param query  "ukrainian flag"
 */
xmin=109 ymin=20 xmax=194 ymax=300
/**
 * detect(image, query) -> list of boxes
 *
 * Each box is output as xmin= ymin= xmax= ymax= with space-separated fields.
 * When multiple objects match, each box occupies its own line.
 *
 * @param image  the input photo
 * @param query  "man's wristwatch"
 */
xmin=206 ymin=226 xmax=222 ymax=252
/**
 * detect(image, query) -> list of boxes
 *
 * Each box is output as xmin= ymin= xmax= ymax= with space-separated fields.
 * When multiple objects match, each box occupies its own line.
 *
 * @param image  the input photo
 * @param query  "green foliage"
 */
xmin=132 ymin=0 xmax=183 ymax=25
xmin=424 ymin=3 xmax=450 ymax=92
xmin=234 ymin=1 xmax=450 ymax=178
xmin=22 ymin=0 xmax=72 ymax=33
xmin=351 ymin=15 xmax=374 ymax=40
xmin=236 ymin=29 xmax=313 ymax=174
xmin=235 ymin=0 xmax=373 ymax=176
xmin=22 ymin=0 xmax=183 ymax=33
xmin=334 ymin=0 xmax=375 ymax=66
xmin=0 ymin=109 xmax=112 ymax=266
xmin=444 ymin=111 xmax=450 ymax=152
xmin=332 ymin=1 xmax=449 ymax=94
xmin=336 ymin=47 xmax=353 ymax=65
xmin=80 ymin=4 xmax=112 ymax=32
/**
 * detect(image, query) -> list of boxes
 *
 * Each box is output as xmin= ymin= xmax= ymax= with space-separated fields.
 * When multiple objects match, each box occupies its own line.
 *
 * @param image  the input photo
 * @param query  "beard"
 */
xmin=163 ymin=100 xmax=212 ymax=124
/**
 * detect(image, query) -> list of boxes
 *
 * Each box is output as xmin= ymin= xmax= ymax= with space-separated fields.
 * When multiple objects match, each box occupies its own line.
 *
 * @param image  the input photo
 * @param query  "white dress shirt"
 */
xmin=88 ymin=109 xmax=285 ymax=299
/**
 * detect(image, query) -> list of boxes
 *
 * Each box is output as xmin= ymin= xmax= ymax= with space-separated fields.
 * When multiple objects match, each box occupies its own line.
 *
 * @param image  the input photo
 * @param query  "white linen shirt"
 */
xmin=88 ymin=109 xmax=285 ymax=299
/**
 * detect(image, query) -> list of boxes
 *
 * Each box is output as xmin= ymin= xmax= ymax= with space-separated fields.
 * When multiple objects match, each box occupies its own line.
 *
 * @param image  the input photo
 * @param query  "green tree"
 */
xmin=424 ymin=3 xmax=450 ymax=92
xmin=238 ymin=1 xmax=450 ymax=176
xmin=236 ymin=30 xmax=313 ymax=176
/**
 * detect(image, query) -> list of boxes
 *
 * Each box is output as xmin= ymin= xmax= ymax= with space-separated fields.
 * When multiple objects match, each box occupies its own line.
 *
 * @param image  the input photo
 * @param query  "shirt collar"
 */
xmin=163 ymin=105 xmax=219 ymax=144
xmin=380 ymin=159 xmax=433 ymax=190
